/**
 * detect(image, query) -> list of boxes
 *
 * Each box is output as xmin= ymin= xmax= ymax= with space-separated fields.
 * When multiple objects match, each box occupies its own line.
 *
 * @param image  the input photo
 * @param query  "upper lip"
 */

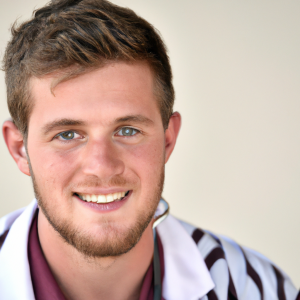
xmin=73 ymin=188 xmax=130 ymax=195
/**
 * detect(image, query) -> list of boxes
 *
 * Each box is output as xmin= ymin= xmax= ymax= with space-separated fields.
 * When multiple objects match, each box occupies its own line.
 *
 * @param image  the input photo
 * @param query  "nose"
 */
xmin=81 ymin=138 xmax=125 ymax=181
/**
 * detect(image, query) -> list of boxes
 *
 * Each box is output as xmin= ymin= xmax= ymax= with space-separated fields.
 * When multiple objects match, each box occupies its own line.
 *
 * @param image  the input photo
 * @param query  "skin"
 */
xmin=3 ymin=61 xmax=181 ymax=300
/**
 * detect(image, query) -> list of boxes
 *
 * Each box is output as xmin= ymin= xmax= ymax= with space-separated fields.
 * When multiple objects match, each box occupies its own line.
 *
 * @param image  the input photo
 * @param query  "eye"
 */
xmin=117 ymin=127 xmax=139 ymax=136
xmin=55 ymin=131 xmax=80 ymax=141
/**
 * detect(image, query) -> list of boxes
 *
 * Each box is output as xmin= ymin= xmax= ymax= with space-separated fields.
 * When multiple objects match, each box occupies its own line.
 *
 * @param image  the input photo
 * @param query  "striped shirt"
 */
xmin=178 ymin=219 xmax=298 ymax=300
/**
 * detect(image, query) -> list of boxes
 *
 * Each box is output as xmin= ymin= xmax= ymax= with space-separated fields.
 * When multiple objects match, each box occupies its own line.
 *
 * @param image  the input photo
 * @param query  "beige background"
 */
xmin=0 ymin=0 xmax=299 ymax=286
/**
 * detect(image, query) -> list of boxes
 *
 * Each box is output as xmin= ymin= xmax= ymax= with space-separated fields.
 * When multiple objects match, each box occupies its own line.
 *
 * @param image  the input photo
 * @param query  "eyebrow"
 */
xmin=42 ymin=119 xmax=86 ymax=135
xmin=114 ymin=115 xmax=154 ymax=126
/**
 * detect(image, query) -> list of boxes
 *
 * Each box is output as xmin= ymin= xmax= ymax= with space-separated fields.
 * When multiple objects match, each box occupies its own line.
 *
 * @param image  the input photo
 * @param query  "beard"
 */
xmin=29 ymin=162 xmax=165 ymax=259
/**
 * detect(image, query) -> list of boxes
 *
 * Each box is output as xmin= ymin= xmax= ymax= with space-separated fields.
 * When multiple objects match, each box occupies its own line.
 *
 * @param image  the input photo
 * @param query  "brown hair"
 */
xmin=2 ymin=0 xmax=174 ymax=137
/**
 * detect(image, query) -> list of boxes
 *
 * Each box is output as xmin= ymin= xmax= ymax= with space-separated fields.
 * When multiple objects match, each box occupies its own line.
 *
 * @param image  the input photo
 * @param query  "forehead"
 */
xmin=28 ymin=62 xmax=161 ymax=130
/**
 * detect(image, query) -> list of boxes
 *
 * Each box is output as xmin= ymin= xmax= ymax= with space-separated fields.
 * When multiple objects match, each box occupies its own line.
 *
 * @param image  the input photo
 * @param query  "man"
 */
xmin=0 ymin=0 xmax=298 ymax=299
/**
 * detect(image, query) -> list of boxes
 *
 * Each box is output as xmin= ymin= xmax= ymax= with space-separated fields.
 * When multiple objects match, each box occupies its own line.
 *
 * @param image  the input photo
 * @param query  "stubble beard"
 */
xmin=30 ymin=163 xmax=165 ymax=259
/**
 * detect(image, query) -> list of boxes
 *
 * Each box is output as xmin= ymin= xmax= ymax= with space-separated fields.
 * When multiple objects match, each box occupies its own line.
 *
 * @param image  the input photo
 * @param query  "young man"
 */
xmin=0 ymin=0 xmax=298 ymax=299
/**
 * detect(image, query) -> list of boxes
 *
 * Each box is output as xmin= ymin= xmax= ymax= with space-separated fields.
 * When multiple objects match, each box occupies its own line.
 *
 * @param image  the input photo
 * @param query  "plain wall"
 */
xmin=0 ymin=0 xmax=299 ymax=286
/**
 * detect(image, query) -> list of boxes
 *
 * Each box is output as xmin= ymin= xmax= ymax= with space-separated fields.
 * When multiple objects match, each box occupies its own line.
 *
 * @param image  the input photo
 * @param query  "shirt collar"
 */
xmin=28 ymin=209 xmax=67 ymax=300
xmin=0 ymin=199 xmax=214 ymax=300
xmin=0 ymin=200 xmax=37 ymax=300
xmin=156 ymin=201 xmax=215 ymax=300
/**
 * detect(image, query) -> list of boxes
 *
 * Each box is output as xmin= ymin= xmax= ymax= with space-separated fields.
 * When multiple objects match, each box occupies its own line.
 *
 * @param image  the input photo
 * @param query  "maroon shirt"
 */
xmin=28 ymin=210 xmax=165 ymax=300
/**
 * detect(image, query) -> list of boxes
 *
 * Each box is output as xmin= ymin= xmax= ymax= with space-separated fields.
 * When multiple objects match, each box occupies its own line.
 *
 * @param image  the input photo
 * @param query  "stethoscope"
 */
xmin=152 ymin=199 xmax=169 ymax=300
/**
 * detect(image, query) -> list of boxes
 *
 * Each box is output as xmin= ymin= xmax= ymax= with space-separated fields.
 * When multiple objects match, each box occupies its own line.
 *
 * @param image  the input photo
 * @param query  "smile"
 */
xmin=74 ymin=191 xmax=130 ymax=203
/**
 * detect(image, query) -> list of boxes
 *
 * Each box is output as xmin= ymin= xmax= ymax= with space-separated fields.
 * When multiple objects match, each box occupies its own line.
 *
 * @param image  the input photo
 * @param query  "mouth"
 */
xmin=74 ymin=191 xmax=130 ymax=204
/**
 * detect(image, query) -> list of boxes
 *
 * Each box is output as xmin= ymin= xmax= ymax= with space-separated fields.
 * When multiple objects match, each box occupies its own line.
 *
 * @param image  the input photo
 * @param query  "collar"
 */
xmin=0 ymin=200 xmax=37 ymax=300
xmin=0 ymin=199 xmax=214 ymax=300
xmin=28 ymin=209 xmax=67 ymax=300
xmin=156 ymin=202 xmax=214 ymax=300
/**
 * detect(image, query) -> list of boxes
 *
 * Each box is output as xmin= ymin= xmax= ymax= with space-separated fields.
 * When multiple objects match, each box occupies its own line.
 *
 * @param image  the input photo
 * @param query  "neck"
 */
xmin=38 ymin=211 xmax=154 ymax=300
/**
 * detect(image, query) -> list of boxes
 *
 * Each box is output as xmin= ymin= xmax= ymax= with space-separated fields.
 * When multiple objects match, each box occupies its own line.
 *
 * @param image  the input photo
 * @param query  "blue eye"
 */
xmin=118 ymin=127 xmax=138 ymax=136
xmin=59 ymin=131 xmax=75 ymax=140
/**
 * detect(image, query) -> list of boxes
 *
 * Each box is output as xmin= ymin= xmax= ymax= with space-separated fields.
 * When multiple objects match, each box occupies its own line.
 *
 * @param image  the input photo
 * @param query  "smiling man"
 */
xmin=0 ymin=0 xmax=298 ymax=300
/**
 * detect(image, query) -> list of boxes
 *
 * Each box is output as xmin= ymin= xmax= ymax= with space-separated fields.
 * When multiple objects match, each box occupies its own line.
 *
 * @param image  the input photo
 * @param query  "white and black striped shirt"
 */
xmin=178 ymin=219 xmax=298 ymax=300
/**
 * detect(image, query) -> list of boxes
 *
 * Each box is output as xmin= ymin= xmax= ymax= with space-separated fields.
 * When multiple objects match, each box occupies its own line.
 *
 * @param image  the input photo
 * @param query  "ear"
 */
xmin=164 ymin=112 xmax=181 ymax=163
xmin=2 ymin=120 xmax=31 ymax=176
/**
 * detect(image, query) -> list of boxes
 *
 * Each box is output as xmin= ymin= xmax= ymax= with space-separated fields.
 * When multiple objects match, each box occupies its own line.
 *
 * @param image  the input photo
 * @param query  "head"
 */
xmin=2 ymin=0 xmax=181 ymax=258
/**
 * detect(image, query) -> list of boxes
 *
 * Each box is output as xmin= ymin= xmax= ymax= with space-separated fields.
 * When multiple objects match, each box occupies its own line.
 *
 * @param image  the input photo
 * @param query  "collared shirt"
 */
xmin=28 ymin=210 xmax=165 ymax=300
xmin=0 ymin=199 xmax=297 ymax=300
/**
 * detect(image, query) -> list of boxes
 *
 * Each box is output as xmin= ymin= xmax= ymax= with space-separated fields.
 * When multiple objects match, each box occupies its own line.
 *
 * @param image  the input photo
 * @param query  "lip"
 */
xmin=74 ymin=190 xmax=132 ymax=213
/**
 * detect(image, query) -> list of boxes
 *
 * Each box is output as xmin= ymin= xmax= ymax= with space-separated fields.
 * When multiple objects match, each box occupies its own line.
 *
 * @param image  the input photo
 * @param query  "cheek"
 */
xmin=132 ymin=137 xmax=164 ymax=163
xmin=126 ymin=137 xmax=165 ymax=182
xmin=29 ymin=145 xmax=80 ymax=192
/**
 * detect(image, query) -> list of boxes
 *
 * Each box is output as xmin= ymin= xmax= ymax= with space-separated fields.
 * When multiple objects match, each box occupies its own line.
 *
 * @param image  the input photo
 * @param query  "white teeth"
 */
xmin=106 ymin=194 xmax=114 ymax=202
xmin=79 ymin=191 xmax=128 ymax=203
xmin=97 ymin=195 xmax=106 ymax=203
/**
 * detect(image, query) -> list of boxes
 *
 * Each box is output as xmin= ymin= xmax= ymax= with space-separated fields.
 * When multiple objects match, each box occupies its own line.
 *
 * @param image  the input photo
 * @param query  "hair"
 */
xmin=2 ymin=0 xmax=174 ymax=138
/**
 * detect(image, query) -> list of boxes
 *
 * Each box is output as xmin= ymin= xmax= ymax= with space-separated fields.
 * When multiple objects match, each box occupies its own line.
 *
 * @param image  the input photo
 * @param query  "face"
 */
xmin=26 ymin=62 xmax=170 ymax=257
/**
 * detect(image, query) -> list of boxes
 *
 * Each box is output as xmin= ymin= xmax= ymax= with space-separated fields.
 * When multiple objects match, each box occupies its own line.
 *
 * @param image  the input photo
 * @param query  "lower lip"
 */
xmin=75 ymin=191 xmax=131 ymax=213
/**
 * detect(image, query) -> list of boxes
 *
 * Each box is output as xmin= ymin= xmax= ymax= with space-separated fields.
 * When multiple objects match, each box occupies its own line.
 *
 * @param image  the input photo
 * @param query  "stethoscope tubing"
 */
xmin=152 ymin=199 xmax=169 ymax=300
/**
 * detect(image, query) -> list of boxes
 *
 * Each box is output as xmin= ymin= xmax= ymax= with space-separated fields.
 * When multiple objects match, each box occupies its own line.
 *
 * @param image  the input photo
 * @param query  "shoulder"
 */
xmin=178 ymin=219 xmax=298 ymax=300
